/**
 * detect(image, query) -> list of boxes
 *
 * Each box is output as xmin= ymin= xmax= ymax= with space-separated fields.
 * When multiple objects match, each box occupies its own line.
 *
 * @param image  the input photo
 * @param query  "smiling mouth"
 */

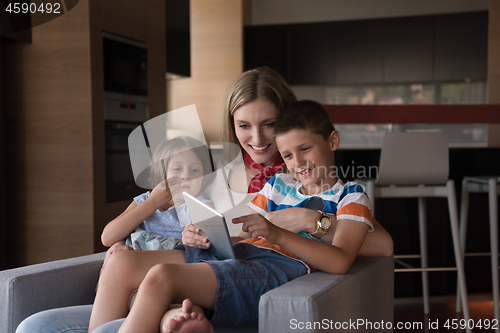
xmin=249 ymin=144 xmax=271 ymax=151
xmin=298 ymin=166 xmax=315 ymax=176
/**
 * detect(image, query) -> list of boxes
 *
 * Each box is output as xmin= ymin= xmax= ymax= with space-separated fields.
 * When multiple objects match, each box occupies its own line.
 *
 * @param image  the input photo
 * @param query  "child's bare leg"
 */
xmin=160 ymin=299 xmax=214 ymax=333
xmin=88 ymin=249 xmax=187 ymax=332
xmin=117 ymin=262 xmax=217 ymax=333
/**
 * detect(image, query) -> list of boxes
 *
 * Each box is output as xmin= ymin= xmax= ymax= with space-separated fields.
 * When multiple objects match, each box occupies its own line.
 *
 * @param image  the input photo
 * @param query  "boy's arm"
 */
xmin=233 ymin=214 xmax=369 ymax=275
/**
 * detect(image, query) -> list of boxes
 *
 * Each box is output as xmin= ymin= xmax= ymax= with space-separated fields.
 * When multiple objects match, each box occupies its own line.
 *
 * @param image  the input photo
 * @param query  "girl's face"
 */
xmin=233 ymin=98 xmax=279 ymax=166
xmin=166 ymin=148 xmax=205 ymax=203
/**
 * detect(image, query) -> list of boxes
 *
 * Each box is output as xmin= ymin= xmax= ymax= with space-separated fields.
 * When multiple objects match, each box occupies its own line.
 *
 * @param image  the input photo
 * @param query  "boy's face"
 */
xmin=275 ymin=129 xmax=340 ymax=195
xmin=166 ymin=148 xmax=205 ymax=203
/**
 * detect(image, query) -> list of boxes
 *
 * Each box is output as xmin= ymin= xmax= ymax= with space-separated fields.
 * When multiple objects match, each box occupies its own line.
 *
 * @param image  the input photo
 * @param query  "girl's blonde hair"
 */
xmin=221 ymin=67 xmax=297 ymax=161
xmin=150 ymin=136 xmax=214 ymax=191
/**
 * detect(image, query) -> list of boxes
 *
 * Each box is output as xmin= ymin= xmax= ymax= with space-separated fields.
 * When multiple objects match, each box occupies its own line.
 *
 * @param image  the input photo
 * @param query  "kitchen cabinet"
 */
xmin=289 ymin=22 xmax=335 ymax=85
xmin=244 ymin=24 xmax=290 ymax=81
xmin=434 ymin=12 xmax=488 ymax=81
xmin=244 ymin=11 xmax=488 ymax=85
xmin=334 ymin=19 xmax=384 ymax=84
xmin=383 ymin=16 xmax=434 ymax=83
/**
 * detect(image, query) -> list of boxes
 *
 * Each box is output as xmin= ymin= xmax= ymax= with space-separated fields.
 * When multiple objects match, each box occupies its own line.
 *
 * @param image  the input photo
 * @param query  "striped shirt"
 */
xmin=241 ymin=173 xmax=374 ymax=270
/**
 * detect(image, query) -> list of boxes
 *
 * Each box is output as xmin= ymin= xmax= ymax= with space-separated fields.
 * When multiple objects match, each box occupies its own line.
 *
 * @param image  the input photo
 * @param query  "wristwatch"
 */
xmin=308 ymin=211 xmax=332 ymax=240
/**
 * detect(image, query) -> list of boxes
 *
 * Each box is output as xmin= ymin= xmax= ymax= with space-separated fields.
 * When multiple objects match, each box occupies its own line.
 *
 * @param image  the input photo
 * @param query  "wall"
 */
xmin=3 ymin=1 xmax=93 ymax=266
xmin=2 ymin=0 xmax=166 ymax=267
xmin=488 ymin=1 xmax=500 ymax=145
xmin=167 ymin=0 xmax=243 ymax=143
xmin=247 ymin=0 xmax=489 ymax=26
xmin=489 ymin=0 xmax=500 ymax=102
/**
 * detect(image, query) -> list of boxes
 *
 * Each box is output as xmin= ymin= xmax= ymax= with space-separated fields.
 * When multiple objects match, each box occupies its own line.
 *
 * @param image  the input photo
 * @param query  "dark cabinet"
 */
xmin=166 ymin=0 xmax=190 ymax=78
xmin=244 ymin=25 xmax=290 ymax=81
xmin=244 ymin=11 xmax=488 ymax=85
xmin=289 ymin=22 xmax=335 ymax=85
xmin=335 ymin=19 xmax=384 ymax=84
xmin=383 ymin=16 xmax=434 ymax=83
xmin=434 ymin=12 xmax=488 ymax=81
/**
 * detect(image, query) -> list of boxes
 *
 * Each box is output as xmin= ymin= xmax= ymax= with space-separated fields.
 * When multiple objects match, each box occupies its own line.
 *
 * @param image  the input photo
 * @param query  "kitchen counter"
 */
xmin=324 ymin=105 xmax=500 ymax=149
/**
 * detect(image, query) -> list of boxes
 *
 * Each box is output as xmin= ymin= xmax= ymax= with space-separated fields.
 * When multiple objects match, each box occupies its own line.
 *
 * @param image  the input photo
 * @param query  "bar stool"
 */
xmin=358 ymin=131 xmax=470 ymax=331
xmin=456 ymin=176 xmax=500 ymax=325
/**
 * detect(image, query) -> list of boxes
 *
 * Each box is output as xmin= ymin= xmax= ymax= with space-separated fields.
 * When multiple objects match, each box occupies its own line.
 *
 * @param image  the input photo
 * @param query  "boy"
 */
xmin=93 ymin=100 xmax=391 ymax=333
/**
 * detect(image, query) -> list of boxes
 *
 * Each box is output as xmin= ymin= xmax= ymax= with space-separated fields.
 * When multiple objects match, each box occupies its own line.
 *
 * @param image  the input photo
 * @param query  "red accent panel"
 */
xmin=324 ymin=105 xmax=500 ymax=124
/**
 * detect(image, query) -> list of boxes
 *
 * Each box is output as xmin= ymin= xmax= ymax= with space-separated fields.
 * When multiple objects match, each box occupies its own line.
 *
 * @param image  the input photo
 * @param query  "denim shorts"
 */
xmin=175 ymin=242 xmax=308 ymax=327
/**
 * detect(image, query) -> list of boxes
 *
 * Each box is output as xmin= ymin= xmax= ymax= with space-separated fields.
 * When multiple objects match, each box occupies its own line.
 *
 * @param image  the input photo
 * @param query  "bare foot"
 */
xmin=162 ymin=299 xmax=214 ymax=333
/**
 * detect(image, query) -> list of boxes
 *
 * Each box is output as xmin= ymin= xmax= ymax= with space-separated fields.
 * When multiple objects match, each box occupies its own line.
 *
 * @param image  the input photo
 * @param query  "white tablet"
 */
xmin=183 ymin=192 xmax=236 ymax=260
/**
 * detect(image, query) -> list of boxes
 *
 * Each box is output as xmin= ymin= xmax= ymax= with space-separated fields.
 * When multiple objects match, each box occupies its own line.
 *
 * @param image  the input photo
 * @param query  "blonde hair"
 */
xmin=149 ymin=136 xmax=214 ymax=191
xmin=221 ymin=67 xmax=297 ymax=161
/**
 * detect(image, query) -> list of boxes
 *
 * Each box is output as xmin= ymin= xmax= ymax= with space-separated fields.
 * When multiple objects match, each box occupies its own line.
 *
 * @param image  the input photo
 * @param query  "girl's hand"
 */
xmin=103 ymin=241 xmax=132 ymax=265
xmin=181 ymin=224 xmax=210 ymax=249
xmin=107 ymin=241 xmax=131 ymax=255
xmin=148 ymin=176 xmax=180 ymax=209
xmin=265 ymin=208 xmax=332 ymax=234
xmin=232 ymin=214 xmax=282 ymax=244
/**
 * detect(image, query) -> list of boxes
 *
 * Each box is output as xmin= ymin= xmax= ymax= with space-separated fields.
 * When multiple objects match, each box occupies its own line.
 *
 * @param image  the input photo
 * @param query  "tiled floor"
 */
xmin=394 ymin=293 xmax=498 ymax=332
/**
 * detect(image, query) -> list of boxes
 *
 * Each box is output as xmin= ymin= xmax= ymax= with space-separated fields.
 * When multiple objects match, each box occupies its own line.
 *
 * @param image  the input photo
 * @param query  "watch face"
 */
xmin=320 ymin=216 xmax=331 ymax=229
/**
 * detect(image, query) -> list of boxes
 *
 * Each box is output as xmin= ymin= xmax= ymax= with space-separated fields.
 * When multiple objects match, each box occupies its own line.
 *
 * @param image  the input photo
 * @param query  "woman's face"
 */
xmin=233 ymin=99 xmax=279 ymax=166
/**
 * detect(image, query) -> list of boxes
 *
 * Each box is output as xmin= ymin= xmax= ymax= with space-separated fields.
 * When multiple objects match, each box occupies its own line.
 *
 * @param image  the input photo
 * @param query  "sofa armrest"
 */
xmin=0 ymin=252 xmax=105 ymax=333
xmin=259 ymin=256 xmax=394 ymax=333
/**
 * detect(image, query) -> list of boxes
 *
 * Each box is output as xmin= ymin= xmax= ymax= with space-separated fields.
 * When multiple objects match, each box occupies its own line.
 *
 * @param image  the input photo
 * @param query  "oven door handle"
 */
xmin=108 ymin=122 xmax=141 ymax=130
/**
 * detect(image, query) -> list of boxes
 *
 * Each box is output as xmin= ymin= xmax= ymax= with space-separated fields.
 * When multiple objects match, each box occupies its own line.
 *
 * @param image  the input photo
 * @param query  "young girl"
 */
xmin=102 ymin=136 xmax=214 ymax=262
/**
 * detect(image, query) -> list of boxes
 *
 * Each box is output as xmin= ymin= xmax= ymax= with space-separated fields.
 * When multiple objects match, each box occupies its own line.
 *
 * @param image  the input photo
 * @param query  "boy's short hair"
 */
xmin=273 ymin=100 xmax=335 ymax=140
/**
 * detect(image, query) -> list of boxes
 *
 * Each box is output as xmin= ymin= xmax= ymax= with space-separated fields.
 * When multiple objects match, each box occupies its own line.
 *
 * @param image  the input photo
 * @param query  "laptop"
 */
xmin=183 ymin=192 xmax=236 ymax=260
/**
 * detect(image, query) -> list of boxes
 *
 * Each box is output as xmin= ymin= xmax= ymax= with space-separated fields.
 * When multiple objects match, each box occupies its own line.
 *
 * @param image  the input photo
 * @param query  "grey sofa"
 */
xmin=0 ymin=252 xmax=393 ymax=333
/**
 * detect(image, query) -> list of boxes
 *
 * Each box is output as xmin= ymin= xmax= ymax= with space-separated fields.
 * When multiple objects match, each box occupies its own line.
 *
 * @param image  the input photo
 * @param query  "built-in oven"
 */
xmin=105 ymin=120 xmax=144 ymax=203
xmin=104 ymin=93 xmax=148 ymax=202
xmin=103 ymin=32 xmax=149 ymax=203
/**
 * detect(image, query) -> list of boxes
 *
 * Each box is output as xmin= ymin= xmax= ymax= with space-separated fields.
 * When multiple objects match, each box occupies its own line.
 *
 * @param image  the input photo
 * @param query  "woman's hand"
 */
xmin=265 ymin=208 xmax=328 ymax=234
xmin=148 ymin=176 xmax=180 ymax=209
xmin=233 ymin=214 xmax=283 ymax=244
xmin=181 ymin=224 xmax=211 ymax=249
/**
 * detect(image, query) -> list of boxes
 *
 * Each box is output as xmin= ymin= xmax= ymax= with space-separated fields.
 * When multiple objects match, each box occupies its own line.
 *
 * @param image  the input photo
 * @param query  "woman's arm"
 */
xmin=358 ymin=218 xmax=394 ymax=257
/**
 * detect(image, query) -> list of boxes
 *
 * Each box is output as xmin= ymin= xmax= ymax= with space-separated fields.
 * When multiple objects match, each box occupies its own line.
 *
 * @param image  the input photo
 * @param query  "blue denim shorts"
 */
xmin=175 ymin=242 xmax=308 ymax=327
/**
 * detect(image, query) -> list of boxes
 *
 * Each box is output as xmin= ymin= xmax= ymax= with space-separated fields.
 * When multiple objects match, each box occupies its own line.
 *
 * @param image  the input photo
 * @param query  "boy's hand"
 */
xmin=181 ymin=224 xmax=211 ymax=249
xmin=232 ymin=214 xmax=282 ymax=244
xmin=148 ymin=176 xmax=180 ymax=208
xmin=266 ymin=208 xmax=338 ymax=234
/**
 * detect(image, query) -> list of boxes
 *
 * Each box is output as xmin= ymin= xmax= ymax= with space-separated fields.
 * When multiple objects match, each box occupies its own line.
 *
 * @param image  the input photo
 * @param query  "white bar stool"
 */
xmin=456 ymin=176 xmax=500 ymax=328
xmin=358 ymin=131 xmax=470 ymax=332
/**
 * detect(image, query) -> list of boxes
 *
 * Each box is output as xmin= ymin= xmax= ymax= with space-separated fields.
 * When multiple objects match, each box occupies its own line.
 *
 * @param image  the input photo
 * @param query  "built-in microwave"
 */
xmin=103 ymin=32 xmax=147 ymax=97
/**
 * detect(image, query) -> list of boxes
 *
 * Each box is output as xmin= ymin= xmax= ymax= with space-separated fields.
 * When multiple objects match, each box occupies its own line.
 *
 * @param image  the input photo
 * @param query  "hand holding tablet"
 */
xmin=183 ymin=192 xmax=236 ymax=260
